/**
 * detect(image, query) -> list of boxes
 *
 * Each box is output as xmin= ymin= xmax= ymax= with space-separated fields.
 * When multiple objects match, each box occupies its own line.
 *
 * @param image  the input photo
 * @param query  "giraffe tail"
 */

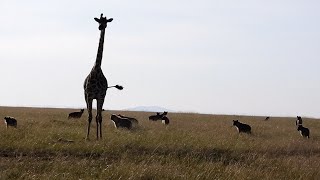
xmin=108 ymin=85 xmax=124 ymax=90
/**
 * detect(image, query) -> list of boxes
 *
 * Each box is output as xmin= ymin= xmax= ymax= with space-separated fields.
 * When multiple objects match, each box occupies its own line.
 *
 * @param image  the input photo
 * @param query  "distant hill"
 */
xmin=124 ymin=106 xmax=173 ymax=113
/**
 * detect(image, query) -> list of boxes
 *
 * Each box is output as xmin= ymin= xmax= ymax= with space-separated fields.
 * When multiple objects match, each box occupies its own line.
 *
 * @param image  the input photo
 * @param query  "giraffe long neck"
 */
xmin=94 ymin=29 xmax=106 ymax=68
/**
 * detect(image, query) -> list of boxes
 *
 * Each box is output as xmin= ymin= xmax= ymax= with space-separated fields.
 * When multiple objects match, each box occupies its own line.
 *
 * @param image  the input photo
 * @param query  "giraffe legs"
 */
xmin=85 ymin=94 xmax=105 ymax=140
xmin=96 ymin=98 xmax=105 ymax=140
xmin=85 ymin=97 xmax=93 ymax=140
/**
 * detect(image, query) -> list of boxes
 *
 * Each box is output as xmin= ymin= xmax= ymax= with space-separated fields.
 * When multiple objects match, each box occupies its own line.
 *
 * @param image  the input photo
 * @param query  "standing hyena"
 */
xmin=4 ymin=116 xmax=17 ymax=129
xmin=110 ymin=114 xmax=132 ymax=129
xmin=233 ymin=120 xmax=251 ymax=134
xmin=161 ymin=116 xmax=170 ymax=125
xmin=297 ymin=125 xmax=310 ymax=138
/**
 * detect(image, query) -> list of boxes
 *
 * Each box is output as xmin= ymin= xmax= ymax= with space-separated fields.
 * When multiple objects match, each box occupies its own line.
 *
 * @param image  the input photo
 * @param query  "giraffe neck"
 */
xmin=94 ymin=29 xmax=106 ymax=68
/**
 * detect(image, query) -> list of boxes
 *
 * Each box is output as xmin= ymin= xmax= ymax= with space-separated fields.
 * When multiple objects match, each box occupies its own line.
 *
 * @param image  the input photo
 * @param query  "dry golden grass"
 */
xmin=0 ymin=106 xmax=320 ymax=179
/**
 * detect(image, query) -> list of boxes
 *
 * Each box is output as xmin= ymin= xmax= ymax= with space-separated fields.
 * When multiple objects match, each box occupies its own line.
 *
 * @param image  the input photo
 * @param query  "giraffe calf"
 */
xmin=4 ymin=116 xmax=17 ymax=129
xmin=68 ymin=109 xmax=84 ymax=119
xmin=110 ymin=114 xmax=132 ymax=129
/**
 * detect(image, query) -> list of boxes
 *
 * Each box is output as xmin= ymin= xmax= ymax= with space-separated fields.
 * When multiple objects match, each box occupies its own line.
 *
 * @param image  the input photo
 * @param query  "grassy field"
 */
xmin=0 ymin=106 xmax=320 ymax=179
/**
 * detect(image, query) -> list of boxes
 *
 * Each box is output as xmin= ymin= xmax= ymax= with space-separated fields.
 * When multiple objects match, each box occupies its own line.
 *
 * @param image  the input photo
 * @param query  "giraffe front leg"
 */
xmin=87 ymin=112 xmax=93 ymax=140
xmin=86 ymin=98 xmax=93 ymax=140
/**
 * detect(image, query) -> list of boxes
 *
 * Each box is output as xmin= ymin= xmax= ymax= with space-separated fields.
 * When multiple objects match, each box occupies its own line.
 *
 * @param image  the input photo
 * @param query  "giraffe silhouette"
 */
xmin=84 ymin=13 xmax=122 ymax=140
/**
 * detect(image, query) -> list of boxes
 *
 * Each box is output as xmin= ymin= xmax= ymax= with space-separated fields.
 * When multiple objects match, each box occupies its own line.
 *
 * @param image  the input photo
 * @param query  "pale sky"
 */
xmin=1 ymin=0 xmax=320 ymax=117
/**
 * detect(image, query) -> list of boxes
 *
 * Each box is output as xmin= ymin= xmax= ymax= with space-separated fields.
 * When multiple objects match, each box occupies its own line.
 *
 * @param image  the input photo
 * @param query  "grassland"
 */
xmin=0 ymin=106 xmax=320 ymax=179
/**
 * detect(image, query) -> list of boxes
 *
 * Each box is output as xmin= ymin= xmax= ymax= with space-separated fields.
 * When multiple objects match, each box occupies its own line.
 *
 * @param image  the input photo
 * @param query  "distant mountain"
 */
xmin=124 ymin=106 xmax=173 ymax=113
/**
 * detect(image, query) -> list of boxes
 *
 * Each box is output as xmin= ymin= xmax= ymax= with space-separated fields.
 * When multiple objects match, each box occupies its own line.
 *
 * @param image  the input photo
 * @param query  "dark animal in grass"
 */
xmin=233 ymin=120 xmax=251 ymax=134
xmin=297 ymin=125 xmax=310 ymax=138
xmin=161 ymin=116 xmax=170 ymax=125
xmin=148 ymin=111 xmax=168 ymax=121
xmin=57 ymin=138 xmax=74 ymax=143
xmin=149 ymin=112 xmax=160 ymax=121
xmin=4 ymin=116 xmax=17 ymax=129
xmin=296 ymin=116 xmax=303 ymax=126
xmin=265 ymin=117 xmax=270 ymax=121
xmin=68 ymin=109 xmax=84 ymax=119
xmin=110 ymin=114 xmax=132 ymax=129
xmin=118 ymin=114 xmax=138 ymax=125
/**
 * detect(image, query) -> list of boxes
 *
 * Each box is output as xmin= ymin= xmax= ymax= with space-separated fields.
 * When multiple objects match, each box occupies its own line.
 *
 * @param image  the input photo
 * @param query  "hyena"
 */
xmin=233 ymin=120 xmax=251 ymax=134
xmin=110 ymin=114 xmax=132 ymax=129
xmin=297 ymin=125 xmax=310 ymax=138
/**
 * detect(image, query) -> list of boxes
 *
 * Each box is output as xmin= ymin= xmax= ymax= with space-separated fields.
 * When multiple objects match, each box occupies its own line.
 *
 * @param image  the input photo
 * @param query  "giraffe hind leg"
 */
xmin=96 ymin=114 xmax=102 ymax=140
xmin=96 ymin=98 xmax=105 ymax=140
xmin=96 ymin=116 xmax=100 ymax=140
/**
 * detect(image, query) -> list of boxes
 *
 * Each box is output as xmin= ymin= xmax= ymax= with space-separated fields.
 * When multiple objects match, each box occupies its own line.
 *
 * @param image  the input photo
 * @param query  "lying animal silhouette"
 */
xmin=110 ymin=114 xmax=132 ymax=129
xmin=149 ymin=111 xmax=168 ymax=121
xmin=68 ymin=109 xmax=84 ymax=119
xmin=118 ymin=114 xmax=138 ymax=125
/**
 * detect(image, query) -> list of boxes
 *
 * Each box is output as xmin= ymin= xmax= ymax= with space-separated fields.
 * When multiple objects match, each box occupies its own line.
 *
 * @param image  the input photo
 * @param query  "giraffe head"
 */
xmin=94 ymin=13 xmax=113 ymax=30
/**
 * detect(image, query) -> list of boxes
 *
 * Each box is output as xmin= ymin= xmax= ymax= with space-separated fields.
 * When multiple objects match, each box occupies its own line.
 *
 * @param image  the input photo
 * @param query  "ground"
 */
xmin=0 ymin=107 xmax=320 ymax=179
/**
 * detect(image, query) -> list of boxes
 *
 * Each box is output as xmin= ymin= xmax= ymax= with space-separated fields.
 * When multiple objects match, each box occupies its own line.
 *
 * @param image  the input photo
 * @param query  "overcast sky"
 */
xmin=1 ymin=0 xmax=320 ymax=117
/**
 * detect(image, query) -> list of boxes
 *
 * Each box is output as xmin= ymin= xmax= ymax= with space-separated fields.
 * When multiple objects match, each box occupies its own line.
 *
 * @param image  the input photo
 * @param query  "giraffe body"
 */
xmin=84 ymin=67 xmax=108 ymax=99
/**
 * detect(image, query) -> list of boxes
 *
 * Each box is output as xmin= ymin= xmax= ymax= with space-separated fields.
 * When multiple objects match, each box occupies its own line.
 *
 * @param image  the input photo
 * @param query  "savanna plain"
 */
xmin=1 ymin=106 xmax=320 ymax=179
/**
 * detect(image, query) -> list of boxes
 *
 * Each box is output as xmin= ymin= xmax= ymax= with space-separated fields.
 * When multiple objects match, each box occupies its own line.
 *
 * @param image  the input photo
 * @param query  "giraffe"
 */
xmin=84 ymin=13 xmax=121 ymax=140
